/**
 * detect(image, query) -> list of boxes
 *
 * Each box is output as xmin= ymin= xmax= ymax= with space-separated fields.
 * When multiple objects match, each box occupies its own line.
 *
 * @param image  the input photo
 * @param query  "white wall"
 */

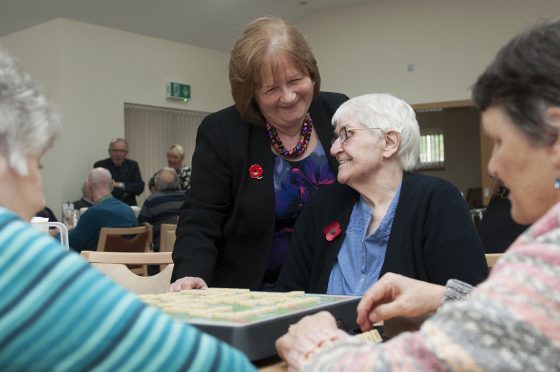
xmin=0 ymin=19 xmax=231 ymax=218
xmin=298 ymin=0 xmax=560 ymax=103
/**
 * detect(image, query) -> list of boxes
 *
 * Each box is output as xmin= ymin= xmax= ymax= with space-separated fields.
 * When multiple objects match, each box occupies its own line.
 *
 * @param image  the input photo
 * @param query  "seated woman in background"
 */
xmin=0 ymin=50 xmax=253 ymax=370
xmin=276 ymin=93 xmax=487 ymax=295
xmin=276 ymin=19 xmax=560 ymax=371
xmin=478 ymin=179 xmax=529 ymax=253
xmin=148 ymin=144 xmax=192 ymax=192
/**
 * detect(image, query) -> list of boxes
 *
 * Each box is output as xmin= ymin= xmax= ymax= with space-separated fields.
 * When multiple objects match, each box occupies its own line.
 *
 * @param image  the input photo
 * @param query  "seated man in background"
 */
xmin=69 ymin=167 xmax=137 ymax=252
xmin=72 ymin=179 xmax=93 ymax=210
xmin=94 ymin=137 xmax=145 ymax=206
xmin=139 ymin=167 xmax=184 ymax=252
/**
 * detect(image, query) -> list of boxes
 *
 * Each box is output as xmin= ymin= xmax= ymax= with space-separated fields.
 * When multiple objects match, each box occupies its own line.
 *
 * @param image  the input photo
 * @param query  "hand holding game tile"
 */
xmin=168 ymin=276 xmax=208 ymax=292
xmin=356 ymin=272 xmax=445 ymax=331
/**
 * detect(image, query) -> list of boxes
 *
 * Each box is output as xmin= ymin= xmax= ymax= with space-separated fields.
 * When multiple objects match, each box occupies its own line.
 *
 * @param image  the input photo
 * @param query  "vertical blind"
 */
xmin=124 ymin=103 xmax=208 ymax=205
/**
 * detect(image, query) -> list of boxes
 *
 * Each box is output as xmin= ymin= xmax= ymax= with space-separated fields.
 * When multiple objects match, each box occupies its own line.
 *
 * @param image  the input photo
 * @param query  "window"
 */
xmin=418 ymin=129 xmax=445 ymax=170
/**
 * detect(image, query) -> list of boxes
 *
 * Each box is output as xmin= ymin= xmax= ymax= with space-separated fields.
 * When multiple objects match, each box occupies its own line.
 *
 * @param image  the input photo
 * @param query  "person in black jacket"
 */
xmin=276 ymin=93 xmax=488 ymax=295
xmin=169 ymin=16 xmax=348 ymax=291
xmin=478 ymin=182 xmax=529 ymax=253
xmin=94 ymin=138 xmax=144 ymax=206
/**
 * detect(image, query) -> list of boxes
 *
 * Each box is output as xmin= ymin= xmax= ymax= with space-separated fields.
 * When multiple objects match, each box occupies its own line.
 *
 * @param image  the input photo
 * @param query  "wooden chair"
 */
xmin=485 ymin=253 xmax=502 ymax=270
xmin=96 ymin=224 xmax=153 ymax=275
xmin=159 ymin=223 xmax=177 ymax=253
xmin=81 ymin=251 xmax=173 ymax=295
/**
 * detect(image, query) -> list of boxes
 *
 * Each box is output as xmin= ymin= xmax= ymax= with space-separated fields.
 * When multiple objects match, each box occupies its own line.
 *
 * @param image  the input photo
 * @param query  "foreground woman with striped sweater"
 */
xmin=0 ymin=49 xmax=254 ymax=371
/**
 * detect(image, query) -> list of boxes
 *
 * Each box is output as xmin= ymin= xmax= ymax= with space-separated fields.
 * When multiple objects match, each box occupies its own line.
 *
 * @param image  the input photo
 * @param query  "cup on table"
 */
xmin=63 ymin=209 xmax=80 ymax=229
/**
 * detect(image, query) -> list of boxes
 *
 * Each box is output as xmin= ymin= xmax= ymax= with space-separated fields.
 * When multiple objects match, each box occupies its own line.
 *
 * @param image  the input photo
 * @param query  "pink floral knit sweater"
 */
xmin=301 ymin=202 xmax=560 ymax=371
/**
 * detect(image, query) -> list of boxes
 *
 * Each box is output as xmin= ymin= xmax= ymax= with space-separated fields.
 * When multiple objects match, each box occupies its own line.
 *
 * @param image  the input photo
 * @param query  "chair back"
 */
xmin=485 ymin=253 xmax=502 ymax=270
xmin=81 ymin=251 xmax=173 ymax=294
xmin=159 ymin=223 xmax=177 ymax=252
xmin=96 ymin=224 xmax=153 ymax=276
xmin=97 ymin=224 xmax=152 ymax=253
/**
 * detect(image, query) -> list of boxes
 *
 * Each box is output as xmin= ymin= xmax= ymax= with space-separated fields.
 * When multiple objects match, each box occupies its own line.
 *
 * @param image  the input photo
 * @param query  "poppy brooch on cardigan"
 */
xmin=323 ymin=221 xmax=341 ymax=241
xmin=249 ymin=164 xmax=264 ymax=179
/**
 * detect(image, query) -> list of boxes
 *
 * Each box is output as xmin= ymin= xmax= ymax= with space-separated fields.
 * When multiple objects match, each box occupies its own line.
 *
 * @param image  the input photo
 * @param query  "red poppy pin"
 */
xmin=249 ymin=164 xmax=263 ymax=179
xmin=323 ymin=221 xmax=341 ymax=241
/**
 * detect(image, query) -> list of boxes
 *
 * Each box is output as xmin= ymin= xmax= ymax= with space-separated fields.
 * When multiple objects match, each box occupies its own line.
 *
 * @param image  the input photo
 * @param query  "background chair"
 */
xmin=96 ymin=223 xmax=153 ymax=275
xmin=81 ymin=251 xmax=173 ymax=294
xmin=159 ymin=223 xmax=177 ymax=253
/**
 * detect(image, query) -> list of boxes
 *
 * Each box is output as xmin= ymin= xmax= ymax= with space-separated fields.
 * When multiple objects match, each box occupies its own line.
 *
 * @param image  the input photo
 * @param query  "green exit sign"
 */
xmin=167 ymin=82 xmax=191 ymax=102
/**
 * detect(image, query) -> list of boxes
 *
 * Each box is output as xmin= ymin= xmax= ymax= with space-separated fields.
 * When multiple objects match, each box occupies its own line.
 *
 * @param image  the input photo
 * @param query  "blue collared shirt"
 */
xmin=327 ymin=184 xmax=402 ymax=296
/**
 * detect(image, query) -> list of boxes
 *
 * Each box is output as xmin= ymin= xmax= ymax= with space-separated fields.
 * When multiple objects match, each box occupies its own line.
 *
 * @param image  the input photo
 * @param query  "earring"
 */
xmin=555 ymin=178 xmax=560 ymax=189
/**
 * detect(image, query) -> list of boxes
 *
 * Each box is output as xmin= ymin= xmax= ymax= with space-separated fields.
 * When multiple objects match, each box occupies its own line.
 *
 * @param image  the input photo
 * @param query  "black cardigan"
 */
xmin=171 ymin=92 xmax=348 ymax=289
xmin=276 ymin=173 xmax=488 ymax=293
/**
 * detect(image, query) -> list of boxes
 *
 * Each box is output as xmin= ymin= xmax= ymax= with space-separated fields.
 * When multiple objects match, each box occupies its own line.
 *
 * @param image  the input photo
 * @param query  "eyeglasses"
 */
xmin=109 ymin=149 xmax=128 ymax=154
xmin=333 ymin=127 xmax=384 ymax=145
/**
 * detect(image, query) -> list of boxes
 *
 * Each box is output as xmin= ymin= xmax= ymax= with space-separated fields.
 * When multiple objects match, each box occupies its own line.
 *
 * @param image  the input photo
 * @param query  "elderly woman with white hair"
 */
xmin=0 ymin=50 xmax=253 ymax=370
xmin=276 ymin=93 xmax=487 ymax=295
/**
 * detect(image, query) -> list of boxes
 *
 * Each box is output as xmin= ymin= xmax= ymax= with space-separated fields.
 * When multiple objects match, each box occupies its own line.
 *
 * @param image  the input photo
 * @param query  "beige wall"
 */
xmin=297 ymin=0 xmax=559 ymax=203
xmin=0 ymin=19 xmax=230 ymax=218
xmin=299 ymin=0 xmax=560 ymax=103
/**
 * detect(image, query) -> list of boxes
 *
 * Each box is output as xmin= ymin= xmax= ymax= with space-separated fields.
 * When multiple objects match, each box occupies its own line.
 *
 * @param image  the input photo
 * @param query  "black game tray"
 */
xmin=139 ymin=288 xmax=360 ymax=361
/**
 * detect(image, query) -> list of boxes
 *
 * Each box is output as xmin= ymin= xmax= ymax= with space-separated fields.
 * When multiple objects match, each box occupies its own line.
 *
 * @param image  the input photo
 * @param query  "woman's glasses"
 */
xmin=333 ymin=127 xmax=384 ymax=145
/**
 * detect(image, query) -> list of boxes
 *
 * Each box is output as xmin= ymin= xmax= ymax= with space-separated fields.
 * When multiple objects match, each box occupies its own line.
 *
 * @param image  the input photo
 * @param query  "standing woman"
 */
xmin=170 ymin=17 xmax=347 ymax=291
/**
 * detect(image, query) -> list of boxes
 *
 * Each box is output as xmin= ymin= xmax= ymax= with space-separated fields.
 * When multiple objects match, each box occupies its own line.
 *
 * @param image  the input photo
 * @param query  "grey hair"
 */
xmin=332 ymin=93 xmax=420 ymax=171
xmin=88 ymin=167 xmax=113 ymax=190
xmin=109 ymin=138 xmax=128 ymax=149
xmin=0 ymin=49 xmax=61 ymax=175
xmin=154 ymin=167 xmax=179 ymax=191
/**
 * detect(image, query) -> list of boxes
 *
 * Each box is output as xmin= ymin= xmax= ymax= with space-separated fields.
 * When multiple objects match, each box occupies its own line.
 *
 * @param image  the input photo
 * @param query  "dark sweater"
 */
xmin=276 ymin=173 xmax=488 ymax=293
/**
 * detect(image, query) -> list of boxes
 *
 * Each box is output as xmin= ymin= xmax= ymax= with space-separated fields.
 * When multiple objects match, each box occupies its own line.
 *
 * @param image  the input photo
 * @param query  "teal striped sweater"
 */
xmin=0 ymin=208 xmax=255 ymax=371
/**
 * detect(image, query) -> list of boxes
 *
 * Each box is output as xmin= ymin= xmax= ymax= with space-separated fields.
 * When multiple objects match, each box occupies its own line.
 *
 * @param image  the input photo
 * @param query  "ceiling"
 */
xmin=0 ymin=0 xmax=376 ymax=52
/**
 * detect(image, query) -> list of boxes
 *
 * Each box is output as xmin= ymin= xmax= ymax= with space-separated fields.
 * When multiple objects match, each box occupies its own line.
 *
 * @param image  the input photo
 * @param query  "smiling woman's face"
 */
xmin=254 ymin=56 xmax=314 ymax=132
xmin=330 ymin=119 xmax=387 ymax=188
xmin=483 ymin=106 xmax=559 ymax=225
xmin=0 ymin=154 xmax=45 ymax=221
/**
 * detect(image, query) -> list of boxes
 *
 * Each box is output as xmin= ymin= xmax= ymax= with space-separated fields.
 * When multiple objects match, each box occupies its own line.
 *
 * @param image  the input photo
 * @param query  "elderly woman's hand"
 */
xmin=357 ymin=273 xmax=445 ymax=331
xmin=275 ymin=311 xmax=338 ymax=362
xmin=168 ymin=276 xmax=208 ymax=292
